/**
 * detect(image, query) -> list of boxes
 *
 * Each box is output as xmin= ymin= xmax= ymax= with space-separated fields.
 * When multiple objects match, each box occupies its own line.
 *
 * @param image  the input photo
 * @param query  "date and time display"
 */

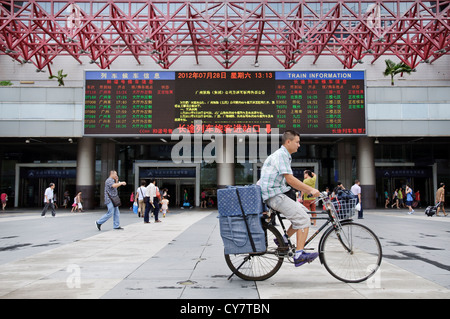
xmin=84 ymin=70 xmax=366 ymax=136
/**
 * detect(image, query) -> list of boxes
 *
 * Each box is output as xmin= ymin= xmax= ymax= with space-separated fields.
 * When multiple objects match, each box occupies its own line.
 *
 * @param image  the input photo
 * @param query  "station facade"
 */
xmin=1 ymin=52 xmax=449 ymax=210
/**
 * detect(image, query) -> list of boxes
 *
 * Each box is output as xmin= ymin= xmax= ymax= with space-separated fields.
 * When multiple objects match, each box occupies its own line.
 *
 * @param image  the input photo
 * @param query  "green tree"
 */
xmin=48 ymin=69 xmax=68 ymax=86
xmin=383 ymin=59 xmax=413 ymax=86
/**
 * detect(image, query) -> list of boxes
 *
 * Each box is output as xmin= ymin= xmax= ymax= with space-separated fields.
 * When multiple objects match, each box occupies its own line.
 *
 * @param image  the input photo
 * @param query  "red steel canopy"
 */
xmin=0 ymin=0 xmax=449 ymax=74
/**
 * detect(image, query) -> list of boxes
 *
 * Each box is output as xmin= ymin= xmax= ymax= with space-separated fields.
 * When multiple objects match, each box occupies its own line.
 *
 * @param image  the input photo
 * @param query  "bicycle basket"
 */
xmin=331 ymin=198 xmax=357 ymax=220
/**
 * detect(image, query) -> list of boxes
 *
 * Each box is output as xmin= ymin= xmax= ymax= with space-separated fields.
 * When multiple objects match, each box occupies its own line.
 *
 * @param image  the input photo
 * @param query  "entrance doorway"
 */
xmin=150 ymin=178 xmax=196 ymax=207
xmin=15 ymin=163 xmax=77 ymax=208
xmin=376 ymin=166 xmax=434 ymax=207
xmin=134 ymin=163 xmax=201 ymax=207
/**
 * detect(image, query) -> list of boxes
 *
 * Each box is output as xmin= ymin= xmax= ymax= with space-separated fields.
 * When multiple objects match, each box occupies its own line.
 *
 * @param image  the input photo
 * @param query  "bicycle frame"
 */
xmin=268 ymin=196 xmax=354 ymax=262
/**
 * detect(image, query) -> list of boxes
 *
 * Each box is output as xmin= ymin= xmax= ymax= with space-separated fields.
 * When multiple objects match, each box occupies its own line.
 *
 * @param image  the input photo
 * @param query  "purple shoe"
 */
xmin=294 ymin=252 xmax=319 ymax=267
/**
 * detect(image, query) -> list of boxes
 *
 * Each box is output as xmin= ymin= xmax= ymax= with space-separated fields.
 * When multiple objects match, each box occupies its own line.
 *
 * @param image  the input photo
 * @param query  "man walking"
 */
xmin=436 ymin=183 xmax=447 ymax=216
xmin=351 ymin=180 xmax=363 ymax=219
xmin=95 ymin=170 xmax=126 ymax=230
xmin=41 ymin=183 xmax=56 ymax=217
xmin=144 ymin=179 xmax=156 ymax=223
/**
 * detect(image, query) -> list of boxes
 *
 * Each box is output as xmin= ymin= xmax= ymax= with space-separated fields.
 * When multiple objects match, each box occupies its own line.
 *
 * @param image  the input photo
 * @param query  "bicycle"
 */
xmin=225 ymin=193 xmax=382 ymax=283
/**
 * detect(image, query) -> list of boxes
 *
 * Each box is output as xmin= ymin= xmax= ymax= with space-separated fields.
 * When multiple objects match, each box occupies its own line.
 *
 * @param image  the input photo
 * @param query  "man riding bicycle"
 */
xmin=259 ymin=130 xmax=321 ymax=267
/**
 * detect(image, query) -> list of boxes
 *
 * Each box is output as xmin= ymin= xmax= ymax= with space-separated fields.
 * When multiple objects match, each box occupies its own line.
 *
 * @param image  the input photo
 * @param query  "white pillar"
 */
xmin=76 ymin=137 xmax=96 ymax=209
xmin=357 ymin=137 xmax=376 ymax=209
xmin=216 ymin=135 xmax=235 ymax=188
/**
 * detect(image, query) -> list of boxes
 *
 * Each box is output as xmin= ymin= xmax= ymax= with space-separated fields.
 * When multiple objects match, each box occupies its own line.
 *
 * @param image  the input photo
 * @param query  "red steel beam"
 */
xmin=0 ymin=0 xmax=448 ymax=72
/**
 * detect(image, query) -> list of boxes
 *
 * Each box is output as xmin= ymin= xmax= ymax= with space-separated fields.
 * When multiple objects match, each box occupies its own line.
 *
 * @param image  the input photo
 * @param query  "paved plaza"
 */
xmin=1 ymin=207 xmax=450 ymax=300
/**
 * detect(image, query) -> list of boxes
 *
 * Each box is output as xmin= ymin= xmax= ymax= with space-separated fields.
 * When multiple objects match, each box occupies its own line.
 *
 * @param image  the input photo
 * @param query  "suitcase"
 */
xmin=217 ymin=185 xmax=266 ymax=254
xmin=425 ymin=202 xmax=440 ymax=217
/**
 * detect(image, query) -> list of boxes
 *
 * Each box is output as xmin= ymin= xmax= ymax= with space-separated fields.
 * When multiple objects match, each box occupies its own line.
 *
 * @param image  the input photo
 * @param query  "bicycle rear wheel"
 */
xmin=320 ymin=222 xmax=382 ymax=283
xmin=225 ymin=223 xmax=286 ymax=281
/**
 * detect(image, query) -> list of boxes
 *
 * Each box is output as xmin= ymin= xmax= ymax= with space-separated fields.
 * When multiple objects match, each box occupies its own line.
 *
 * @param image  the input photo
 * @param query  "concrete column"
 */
xmin=216 ymin=135 xmax=235 ymax=189
xmin=357 ymin=137 xmax=376 ymax=209
xmin=100 ymin=142 xmax=117 ymax=206
xmin=337 ymin=140 xmax=353 ymax=189
xmin=76 ymin=137 xmax=96 ymax=210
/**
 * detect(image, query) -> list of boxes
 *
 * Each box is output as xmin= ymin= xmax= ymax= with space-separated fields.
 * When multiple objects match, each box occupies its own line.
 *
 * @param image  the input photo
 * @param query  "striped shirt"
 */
xmin=259 ymin=146 xmax=293 ymax=201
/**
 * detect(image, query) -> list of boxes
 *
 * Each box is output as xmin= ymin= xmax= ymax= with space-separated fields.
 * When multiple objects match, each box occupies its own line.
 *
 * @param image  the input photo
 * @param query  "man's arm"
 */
xmin=112 ymin=181 xmax=126 ymax=188
xmin=284 ymin=174 xmax=321 ymax=197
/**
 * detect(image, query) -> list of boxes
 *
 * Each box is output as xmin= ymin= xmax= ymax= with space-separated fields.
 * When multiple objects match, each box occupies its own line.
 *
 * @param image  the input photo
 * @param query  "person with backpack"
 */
xmin=405 ymin=184 xmax=415 ymax=215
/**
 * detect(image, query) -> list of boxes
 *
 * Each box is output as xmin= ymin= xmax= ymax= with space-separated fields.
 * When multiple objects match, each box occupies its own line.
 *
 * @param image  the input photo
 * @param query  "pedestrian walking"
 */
xmin=391 ymin=189 xmax=399 ymax=209
xmin=161 ymin=196 xmax=169 ymax=218
xmin=405 ymin=184 xmax=415 ymax=214
xmin=63 ymin=190 xmax=70 ymax=209
xmin=41 ymin=183 xmax=56 ymax=217
xmin=436 ymin=183 xmax=447 ymax=217
xmin=153 ymin=183 xmax=161 ymax=222
xmin=72 ymin=192 xmax=83 ymax=212
xmin=350 ymin=180 xmax=363 ymax=219
xmin=384 ymin=190 xmax=390 ymax=208
xmin=398 ymin=187 xmax=404 ymax=208
xmin=95 ymin=170 xmax=126 ymax=230
xmin=136 ymin=180 xmax=147 ymax=218
xmin=1 ymin=192 xmax=8 ymax=211
xmin=144 ymin=179 xmax=156 ymax=223
xmin=414 ymin=190 xmax=421 ymax=208
xmin=129 ymin=192 xmax=134 ymax=210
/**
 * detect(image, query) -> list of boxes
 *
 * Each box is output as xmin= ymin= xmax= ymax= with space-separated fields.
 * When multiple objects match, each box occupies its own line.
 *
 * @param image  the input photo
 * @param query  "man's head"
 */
xmin=440 ymin=182 xmax=445 ymax=189
xmin=109 ymin=170 xmax=118 ymax=179
xmin=304 ymin=170 xmax=313 ymax=179
xmin=355 ymin=179 xmax=360 ymax=185
xmin=281 ymin=130 xmax=300 ymax=154
xmin=49 ymin=183 xmax=55 ymax=189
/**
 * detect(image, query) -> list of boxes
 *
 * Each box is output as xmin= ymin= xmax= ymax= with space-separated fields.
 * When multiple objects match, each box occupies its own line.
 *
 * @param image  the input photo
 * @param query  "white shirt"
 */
xmin=44 ymin=187 xmax=54 ymax=203
xmin=146 ymin=182 xmax=156 ymax=199
xmin=351 ymin=184 xmax=361 ymax=196
xmin=136 ymin=186 xmax=146 ymax=201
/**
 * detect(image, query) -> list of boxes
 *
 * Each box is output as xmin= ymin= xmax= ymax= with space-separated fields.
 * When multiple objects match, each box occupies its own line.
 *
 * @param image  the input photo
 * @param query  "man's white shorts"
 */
xmin=266 ymin=193 xmax=311 ymax=229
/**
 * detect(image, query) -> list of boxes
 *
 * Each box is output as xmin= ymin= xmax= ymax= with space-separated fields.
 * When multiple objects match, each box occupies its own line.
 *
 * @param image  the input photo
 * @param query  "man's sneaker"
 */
xmin=273 ymin=235 xmax=289 ymax=247
xmin=294 ymin=251 xmax=319 ymax=267
xmin=95 ymin=221 xmax=101 ymax=231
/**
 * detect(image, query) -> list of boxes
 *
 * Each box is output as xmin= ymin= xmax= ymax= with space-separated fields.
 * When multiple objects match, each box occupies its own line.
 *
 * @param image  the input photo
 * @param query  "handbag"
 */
xmin=108 ymin=193 xmax=121 ymax=207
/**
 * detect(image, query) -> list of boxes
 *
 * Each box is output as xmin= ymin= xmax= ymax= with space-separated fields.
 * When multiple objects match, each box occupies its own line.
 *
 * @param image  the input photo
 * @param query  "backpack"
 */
xmin=336 ymin=189 xmax=357 ymax=200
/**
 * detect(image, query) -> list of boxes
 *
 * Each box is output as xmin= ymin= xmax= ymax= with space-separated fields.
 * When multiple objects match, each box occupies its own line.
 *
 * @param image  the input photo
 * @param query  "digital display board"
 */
xmin=84 ymin=70 xmax=366 ymax=136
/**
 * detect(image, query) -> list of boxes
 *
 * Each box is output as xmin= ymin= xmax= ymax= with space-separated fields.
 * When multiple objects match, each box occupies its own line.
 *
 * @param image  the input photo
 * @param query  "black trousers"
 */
xmin=144 ymin=197 xmax=151 ymax=222
xmin=144 ymin=197 xmax=160 ymax=222
xmin=41 ymin=202 xmax=55 ymax=216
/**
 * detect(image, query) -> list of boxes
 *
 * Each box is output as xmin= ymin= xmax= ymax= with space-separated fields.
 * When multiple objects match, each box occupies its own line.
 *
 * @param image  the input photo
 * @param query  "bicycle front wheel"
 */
xmin=225 ymin=223 xmax=286 ymax=281
xmin=320 ymin=222 xmax=382 ymax=283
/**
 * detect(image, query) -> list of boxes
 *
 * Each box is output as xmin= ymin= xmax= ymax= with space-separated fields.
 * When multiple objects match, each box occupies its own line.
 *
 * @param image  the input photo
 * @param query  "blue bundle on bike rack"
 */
xmin=217 ymin=185 xmax=266 ymax=255
xmin=217 ymin=184 xmax=264 ymax=216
